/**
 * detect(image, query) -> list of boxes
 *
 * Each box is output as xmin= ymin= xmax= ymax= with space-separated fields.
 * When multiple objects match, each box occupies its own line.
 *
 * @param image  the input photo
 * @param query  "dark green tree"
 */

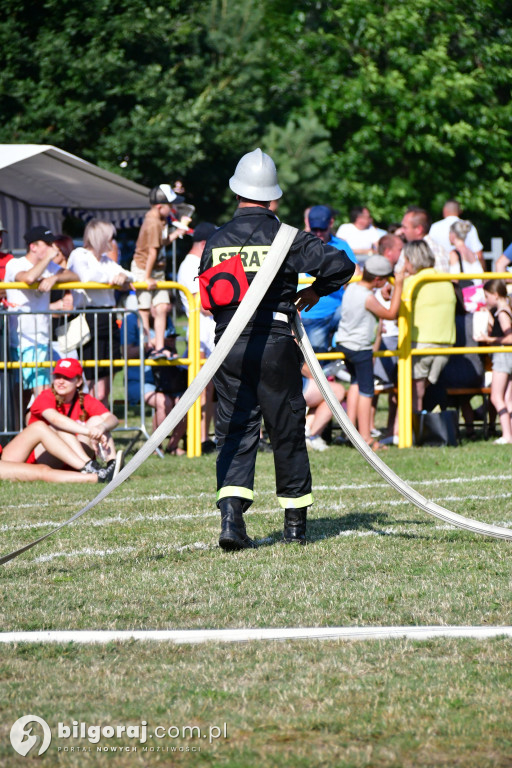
xmin=263 ymin=0 xmax=512 ymax=240
xmin=1 ymin=0 xmax=512 ymax=241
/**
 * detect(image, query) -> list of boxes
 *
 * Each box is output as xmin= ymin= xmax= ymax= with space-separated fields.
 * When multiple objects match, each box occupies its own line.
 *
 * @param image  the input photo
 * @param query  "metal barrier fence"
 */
xmin=2 ymin=274 xmax=510 ymax=455
xmin=396 ymin=271 xmax=512 ymax=447
xmin=0 ymin=280 xmax=202 ymax=457
xmin=299 ymin=272 xmax=512 ymax=448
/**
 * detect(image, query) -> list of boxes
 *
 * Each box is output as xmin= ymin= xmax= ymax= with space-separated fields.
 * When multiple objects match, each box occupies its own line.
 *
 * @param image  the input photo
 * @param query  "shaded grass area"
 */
xmin=1 ymin=441 xmax=512 ymax=765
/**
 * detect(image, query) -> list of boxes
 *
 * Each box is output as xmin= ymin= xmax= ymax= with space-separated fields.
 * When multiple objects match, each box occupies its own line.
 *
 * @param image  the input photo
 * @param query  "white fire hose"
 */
xmin=1 ymin=223 xmax=510 ymax=565
xmin=292 ymin=313 xmax=512 ymax=541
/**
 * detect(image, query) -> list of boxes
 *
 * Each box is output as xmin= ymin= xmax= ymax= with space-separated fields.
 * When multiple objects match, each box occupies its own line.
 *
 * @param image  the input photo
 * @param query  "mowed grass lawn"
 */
xmin=1 ymin=439 xmax=511 ymax=767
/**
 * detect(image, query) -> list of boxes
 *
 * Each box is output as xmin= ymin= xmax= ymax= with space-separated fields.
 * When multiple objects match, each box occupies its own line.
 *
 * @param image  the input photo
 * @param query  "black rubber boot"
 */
xmin=218 ymin=497 xmax=255 ymax=551
xmin=283 ymin=508 xmax=307 ymax=544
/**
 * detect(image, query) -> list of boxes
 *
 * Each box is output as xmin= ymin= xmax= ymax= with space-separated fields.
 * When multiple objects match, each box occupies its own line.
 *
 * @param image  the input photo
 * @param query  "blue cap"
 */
xmin=308 ymin=205 xmax=332 ymax=230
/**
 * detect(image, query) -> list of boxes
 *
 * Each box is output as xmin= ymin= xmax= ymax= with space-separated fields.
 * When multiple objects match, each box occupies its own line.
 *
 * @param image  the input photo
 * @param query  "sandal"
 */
xmin=367 ymin=437 xmax=388 ymax=452
xmin=149 ymin=348 xmax=178 ymax=360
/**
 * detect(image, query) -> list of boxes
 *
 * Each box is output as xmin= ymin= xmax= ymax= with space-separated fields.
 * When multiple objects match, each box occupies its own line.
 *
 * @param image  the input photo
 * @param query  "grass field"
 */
xmin=1 ymin=437 xmax=512 ymax=767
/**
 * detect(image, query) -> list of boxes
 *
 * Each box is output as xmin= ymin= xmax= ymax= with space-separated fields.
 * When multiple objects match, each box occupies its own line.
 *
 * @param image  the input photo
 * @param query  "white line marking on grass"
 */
xmin=3 ymin=499 xmax=511 ymax=537
xmin=32 ymin=541 xmax=214 ymax=563
xmin=1 ymin=626 xmax=511 ymax=645
xmin=2 ymin=473 xmax=512 ymax=514
xmin=1 ymin=511 xmax=220 ymax=535
xmin=34 ymin=546 xmax=137 ymax=563
xmin=315 ymin=473 xmax=512 ymax=489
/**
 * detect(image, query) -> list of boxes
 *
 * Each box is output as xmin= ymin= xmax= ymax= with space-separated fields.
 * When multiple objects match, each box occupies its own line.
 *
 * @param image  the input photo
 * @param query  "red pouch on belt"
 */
xmin=198 ymin=254 xmax=249 ymax=311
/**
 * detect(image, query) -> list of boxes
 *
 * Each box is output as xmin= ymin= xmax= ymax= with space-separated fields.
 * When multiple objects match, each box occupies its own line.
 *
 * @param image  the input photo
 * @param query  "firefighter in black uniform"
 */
xmin=199 ymin=149 xmax=355 ymax=550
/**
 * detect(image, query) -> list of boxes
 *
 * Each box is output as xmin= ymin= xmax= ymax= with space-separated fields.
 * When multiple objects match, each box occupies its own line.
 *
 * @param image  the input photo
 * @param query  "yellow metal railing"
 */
xmin=397 ymin=271 xmax=512 ymax=447
xmin=4 ymin=272 xmax=512 ymax=453
xmin=300 ymin=271 xmax=512 ymax=448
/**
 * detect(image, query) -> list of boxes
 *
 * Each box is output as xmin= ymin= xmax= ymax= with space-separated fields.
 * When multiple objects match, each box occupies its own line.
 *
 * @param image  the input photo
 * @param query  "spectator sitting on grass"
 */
xmin=26 ymin=358 xmax=123 ymax=475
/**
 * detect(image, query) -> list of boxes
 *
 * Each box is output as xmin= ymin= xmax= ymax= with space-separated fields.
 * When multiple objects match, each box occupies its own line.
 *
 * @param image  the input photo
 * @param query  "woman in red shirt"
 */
xmin=22 ymin=358 xmax=121 ymax=477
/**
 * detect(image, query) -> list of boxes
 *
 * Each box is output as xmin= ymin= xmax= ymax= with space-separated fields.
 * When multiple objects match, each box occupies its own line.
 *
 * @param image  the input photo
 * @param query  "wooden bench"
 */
xmin=445 ymin=387 xmax=492 ymax=438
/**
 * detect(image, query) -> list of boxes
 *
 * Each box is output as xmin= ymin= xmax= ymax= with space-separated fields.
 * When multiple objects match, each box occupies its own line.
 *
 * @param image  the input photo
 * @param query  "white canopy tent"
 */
xmin=0 ymin=145 xmax=149 ymax=251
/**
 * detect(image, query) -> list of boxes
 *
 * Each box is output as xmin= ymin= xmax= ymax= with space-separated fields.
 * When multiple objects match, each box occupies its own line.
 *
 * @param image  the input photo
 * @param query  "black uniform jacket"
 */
xmin=199 ymin=206 xmax=356 ymax=334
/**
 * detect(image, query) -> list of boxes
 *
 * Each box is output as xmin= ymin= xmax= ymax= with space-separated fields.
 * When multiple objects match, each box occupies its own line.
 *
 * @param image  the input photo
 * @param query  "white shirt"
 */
xmin=396 ymin=235 xmax=450 ymax=274
xmin=335 ymin=222 xmax=386 ymax=253
xmin=429 ymin=216 xmax=483 ymax=254
xmin=67 ymin=247 xmax=133 ymax=308
xmin=5 ymin=256 xmax=62 ymax=348
xmin=375 ymin=287 xmax=399 ymax=338
xmin=177 ymin=252 xmax=215 ymax=356
xmin=423 ymin=234 xmax=450 ymax=273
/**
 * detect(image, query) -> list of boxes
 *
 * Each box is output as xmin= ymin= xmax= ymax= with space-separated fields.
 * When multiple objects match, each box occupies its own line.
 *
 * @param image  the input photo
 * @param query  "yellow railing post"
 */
xmin=188 ymin=292 xmax=202 ymax=457
xmin=397 ymin=276 xmax=416 ymax=448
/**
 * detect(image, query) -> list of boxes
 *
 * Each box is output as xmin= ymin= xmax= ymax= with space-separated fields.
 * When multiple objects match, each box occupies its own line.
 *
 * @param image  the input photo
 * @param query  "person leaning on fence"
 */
xmin=67 ymin=219 xmax=133 ymax=404
xmin=336 ymin=255 xmax=405 ymax=451
xmin=26 ymin=358 xmax=122 ymax=479
xmin=474 ymin=279 xmax=512 ymax=444
xmin=131 ymin=184 xmax=192 ymax=361
xmin=4 ymin=226 xmax=78 ymax=413
xmin=402 ymin=239 xmax=456 ymax=412
xmin=199 ymin=148 xmax=355 ymax=550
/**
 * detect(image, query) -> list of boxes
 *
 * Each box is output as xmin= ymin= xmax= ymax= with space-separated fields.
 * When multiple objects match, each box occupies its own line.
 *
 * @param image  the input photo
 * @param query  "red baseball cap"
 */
xmin=53 ymin=358 xmax=83 ymax=378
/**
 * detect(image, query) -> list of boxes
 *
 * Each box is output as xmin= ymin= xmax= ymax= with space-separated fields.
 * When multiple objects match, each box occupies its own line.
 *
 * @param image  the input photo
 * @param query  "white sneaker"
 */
xmin=306 ymin=435 xmax=329 ymax=452
xmin=493 ymin=437 xmax=512 ymax=445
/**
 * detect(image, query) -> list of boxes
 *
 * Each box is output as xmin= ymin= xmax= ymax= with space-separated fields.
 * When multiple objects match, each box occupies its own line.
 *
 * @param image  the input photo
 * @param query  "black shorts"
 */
xmin=81 ymin=310 xmax=121 ymax=380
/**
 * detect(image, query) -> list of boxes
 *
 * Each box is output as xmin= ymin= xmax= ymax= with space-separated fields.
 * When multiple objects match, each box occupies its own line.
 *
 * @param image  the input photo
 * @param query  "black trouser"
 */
xmin=214 ymin=330 xmax=312 ymax=510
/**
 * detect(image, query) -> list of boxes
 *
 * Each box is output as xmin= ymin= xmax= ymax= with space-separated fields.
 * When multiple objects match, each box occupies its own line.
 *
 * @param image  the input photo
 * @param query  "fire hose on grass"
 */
xmin=292 ymin=313 xmax=512 ymax=541
xmin=1 ymin=223 xmax=511 ymax=565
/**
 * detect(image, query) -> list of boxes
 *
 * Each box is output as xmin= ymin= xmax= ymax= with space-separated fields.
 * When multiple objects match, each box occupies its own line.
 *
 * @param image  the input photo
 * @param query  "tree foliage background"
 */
xmin=1 ymin=0 xmax=512 ymax=241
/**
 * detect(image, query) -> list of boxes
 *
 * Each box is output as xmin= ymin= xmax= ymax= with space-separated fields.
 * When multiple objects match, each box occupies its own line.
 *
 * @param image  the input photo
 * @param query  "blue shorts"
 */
xmin=302 ymin=306 xmax=342 ymax=353
xmin=10 ymin=345 xmax=53 ymax=389
xmin=127 ymin=380 xmax=156 ymax=406
xmin=336 ymin=344 xmax=374 ymax=398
